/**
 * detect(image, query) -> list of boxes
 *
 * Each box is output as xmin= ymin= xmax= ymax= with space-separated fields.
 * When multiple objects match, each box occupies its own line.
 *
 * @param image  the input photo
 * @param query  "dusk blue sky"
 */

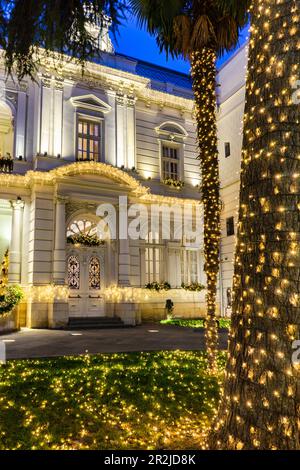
xmin=113 ymin=15 xmax=250 ymax=74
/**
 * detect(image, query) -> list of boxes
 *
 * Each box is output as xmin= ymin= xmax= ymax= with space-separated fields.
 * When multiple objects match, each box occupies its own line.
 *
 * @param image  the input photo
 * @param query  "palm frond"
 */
xmin=173 ymin=14 xmax=192 ymax=57
xmin=190 ymin=14 xmax=217 ymax=50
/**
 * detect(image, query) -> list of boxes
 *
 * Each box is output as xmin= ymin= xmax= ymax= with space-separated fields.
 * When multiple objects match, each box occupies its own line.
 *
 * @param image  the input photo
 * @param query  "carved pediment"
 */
xmin=70 ymin=94 xmax=112 ymax=114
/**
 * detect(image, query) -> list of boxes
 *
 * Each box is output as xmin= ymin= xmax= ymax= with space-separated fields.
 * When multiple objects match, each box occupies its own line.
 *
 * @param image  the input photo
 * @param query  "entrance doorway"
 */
xmin=67 ymin=248 xmax=105 ymax=317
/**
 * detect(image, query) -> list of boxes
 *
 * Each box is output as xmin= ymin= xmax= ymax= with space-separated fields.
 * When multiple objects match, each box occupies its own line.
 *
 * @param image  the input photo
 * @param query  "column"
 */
xmin=9 ymin=199 xmax=25 ymax=284
xmin=15 ymin=89 xmax=27 ymax=159
xmin=140 ymin=247 xmax=146 ymax=286
xmin=126 ymin=96 xmax=136 ymax=169
xmin=53 ymin=196 xmax=67 ymax=285
xmin=116 ymin=93 xmax=126 ymax=167
xmin=118 ymin=239 xmax=131 ymax=286
xmin=21 ymin=202 xmax=30 ymax=285
xmin=40 ymin=75 xmax=52 ymax=155
xmin=52 ymin=80 xmax=63 ymax=157
xmin=105 ymin=90 xmax=117 ymax=166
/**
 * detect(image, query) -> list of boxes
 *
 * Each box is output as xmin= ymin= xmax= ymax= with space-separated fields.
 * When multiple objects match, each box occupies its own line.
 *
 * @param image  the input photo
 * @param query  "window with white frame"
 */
xmin=155 ymin=122 xmax=188 ymax=183
xmin=77 ymin=119 xmax=101 ymax=162
xmin=181 ymin=250 xmax=200 ymax=284
xmin=162 ymin=145 xmax=179 ymax=180
xmin=144 ymin=232 xmax=163 ymax=283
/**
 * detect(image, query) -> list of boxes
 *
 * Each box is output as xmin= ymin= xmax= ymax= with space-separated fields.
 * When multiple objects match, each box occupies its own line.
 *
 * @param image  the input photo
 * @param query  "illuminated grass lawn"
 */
xmin=160 ymin=318 xmax=231 ymax=329
xmin=0 ymin=351 xmax=226 ymax=450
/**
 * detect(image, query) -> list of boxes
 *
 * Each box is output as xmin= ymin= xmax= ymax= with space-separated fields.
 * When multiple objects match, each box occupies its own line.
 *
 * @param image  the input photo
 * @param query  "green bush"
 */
xmin=160 ymin=318 xmax=231 ymax=329
xmin=145 ymin=281 xmax=171 ymax=291
xmin=0 ymin=285 xmax=24 ymax=316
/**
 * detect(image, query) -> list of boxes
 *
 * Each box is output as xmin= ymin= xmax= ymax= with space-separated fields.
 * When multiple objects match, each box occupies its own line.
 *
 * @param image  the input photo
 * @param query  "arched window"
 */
xmin=155 ymin=121 xmax=187 ymax=182
xmin=68 ymin=255 xmax=80 ymax=290
xmin=67 ymin=219 xmax=98 ymax=238
xmin=156 ymin=122 xmax=188 ymax=139
xmin=89 ymin=256 xmax=101 ymax=289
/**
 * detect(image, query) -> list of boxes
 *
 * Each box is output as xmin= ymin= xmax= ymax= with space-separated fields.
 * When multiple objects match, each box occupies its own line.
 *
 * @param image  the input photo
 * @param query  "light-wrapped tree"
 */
xmin=210 ymin=0 xmax=300 ymax=450
xmin=130 ymin=0 xmax=249 ymax=371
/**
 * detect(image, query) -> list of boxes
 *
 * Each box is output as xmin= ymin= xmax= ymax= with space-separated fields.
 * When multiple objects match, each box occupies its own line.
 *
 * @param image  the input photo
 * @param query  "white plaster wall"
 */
xmin=135 ymin=102 xmax=199 ymax=186
xmin=216 ymin=44 xmax=248 ymax=315
xmin=27 ymin=189 xmax=55 ymax=285
xmin=0 ymin=200 xmax=12 ymax=263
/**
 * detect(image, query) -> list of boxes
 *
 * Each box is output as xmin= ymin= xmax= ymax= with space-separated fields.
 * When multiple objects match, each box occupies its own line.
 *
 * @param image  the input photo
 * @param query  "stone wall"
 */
xmin=0 ymin=307 xmax=19 ymax=334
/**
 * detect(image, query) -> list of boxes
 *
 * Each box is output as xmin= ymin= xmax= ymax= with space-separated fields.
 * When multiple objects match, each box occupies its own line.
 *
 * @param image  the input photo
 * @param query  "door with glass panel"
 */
xmin=67 ymin=249 xmax=104 ymax=317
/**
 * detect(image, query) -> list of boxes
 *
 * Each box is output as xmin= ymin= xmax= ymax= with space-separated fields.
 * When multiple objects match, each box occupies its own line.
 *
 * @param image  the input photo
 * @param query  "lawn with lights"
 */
xmin=0 ymin=351 xmax=225 ymax=450
xmin=160 ymin=318 xmax=231 ymax=329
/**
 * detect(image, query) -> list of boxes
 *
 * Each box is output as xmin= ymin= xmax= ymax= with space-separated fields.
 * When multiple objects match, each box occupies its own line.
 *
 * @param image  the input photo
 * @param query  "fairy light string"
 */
xmin=191 ymin=47 xmax=221 ymax=373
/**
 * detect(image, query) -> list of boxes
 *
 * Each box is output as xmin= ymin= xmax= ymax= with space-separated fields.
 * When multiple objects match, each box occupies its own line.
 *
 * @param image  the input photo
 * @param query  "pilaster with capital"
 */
xmin=126 ymin=95 xmax=136 ymax=169
xmin=9 ymin=199 xmax=25 ymax=284
xmin=105 ymin=90 xmax=117 ymax=166
xmin=53 ymin=195 xmax=68 ymax=285
xmin=116 ymin=93 xmax=126 ymax=168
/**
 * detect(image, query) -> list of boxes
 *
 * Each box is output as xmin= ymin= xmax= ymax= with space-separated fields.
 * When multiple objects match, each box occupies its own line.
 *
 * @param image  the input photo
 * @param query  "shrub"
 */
xmin=0 ymin=285 xmax=24 ymax=316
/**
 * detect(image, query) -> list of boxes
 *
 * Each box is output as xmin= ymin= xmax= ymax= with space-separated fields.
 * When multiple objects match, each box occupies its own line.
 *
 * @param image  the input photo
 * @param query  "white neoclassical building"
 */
xmin=0 ymin=21 xmax=248 ymax=332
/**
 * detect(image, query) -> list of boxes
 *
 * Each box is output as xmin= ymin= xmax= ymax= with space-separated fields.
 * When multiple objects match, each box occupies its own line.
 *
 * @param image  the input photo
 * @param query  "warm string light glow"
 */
xmin=0 ymin=161 xmax=201 ymax=207
xmin=24 ymin=284 xmax=205 ymax=305
xmin=191 ymin=48 xmax=221 ymax=373
xmin=0 ymin=351 xmax=225 ymax=450
xmin=26 ymin=285 xmax=69 ymax=302
xmin=210 ymin=0 xmax=300 ymax=450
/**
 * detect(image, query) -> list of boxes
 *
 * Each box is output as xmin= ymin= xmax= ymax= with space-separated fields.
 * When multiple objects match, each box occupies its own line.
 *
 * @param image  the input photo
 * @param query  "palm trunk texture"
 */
xmin=209 ymin=0 xmax=300 ymax=450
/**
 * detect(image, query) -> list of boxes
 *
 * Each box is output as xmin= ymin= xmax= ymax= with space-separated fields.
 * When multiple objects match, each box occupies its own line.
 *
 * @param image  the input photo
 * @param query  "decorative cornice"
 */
xmin=29 ymin=51 xmax=194 ymax=112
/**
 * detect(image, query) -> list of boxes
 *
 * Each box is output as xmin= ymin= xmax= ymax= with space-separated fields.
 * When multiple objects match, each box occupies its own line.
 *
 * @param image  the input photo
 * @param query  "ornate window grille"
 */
xmin=68 ymin=255 xmax=80 ymax=290
xmin=89 ymin=257 xmax=101 ymax=289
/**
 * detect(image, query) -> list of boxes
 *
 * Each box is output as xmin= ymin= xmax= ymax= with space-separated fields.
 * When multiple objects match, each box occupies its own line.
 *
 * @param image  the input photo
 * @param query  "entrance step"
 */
xmin=67 ymin=316 xmax=126 ymax=329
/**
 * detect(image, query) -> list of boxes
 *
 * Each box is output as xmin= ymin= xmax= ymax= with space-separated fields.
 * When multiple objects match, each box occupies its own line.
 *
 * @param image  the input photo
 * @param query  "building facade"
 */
xmin=0 ymin=24 xmax=248 ymax=331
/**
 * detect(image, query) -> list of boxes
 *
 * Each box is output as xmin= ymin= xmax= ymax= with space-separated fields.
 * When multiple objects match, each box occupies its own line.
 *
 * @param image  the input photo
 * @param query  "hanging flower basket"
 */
xmin=67 ymin=234 xmax=105 ymax=247
xmin=0 ymin=285 xmax=24 ymax=317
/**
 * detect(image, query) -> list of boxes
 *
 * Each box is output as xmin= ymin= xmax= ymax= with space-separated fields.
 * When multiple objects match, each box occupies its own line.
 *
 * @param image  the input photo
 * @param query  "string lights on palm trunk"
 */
xmin=191 ymin=47 xmax=221 ymax=373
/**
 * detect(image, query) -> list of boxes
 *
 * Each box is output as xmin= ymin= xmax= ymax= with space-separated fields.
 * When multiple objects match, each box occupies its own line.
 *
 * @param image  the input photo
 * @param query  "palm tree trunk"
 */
xmin=191 ymin=48 xmax=220 ymax=372
xmin=209 ymin=0 xmax=300 ymax=449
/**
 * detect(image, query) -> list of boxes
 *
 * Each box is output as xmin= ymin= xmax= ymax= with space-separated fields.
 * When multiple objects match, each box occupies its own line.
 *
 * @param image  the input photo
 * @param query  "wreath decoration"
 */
xmin=67 ymin=234 xmax=105 ymax=247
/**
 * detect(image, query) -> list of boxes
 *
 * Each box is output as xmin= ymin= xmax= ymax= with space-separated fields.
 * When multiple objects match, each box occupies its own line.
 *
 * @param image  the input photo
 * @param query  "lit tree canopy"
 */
xmin=0 ymin=0 xmax=126 ymax=80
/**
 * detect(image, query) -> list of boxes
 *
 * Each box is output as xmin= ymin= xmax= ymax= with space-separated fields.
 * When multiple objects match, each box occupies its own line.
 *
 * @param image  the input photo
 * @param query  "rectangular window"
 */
xmin=77 ymin=119 xmax=101 ymax=162
xmin=145 ymin=247 xmax=162 ymax=283
xmin=162 ymin=145 xmax=179 ymax=180
xmin=144 ymin=233 xmax=162 ymax=283
xmin=181 ymin=250 xmax=199 ymax=284
xmin=226 ymin=216 xmax=235 ymax=236
xmin=225 ymin=142 xmax=231 ymax=158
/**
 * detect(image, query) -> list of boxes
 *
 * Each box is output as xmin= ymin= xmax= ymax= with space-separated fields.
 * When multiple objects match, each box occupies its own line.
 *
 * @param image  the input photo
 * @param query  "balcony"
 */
xmin=0 ymin=155 xmax=31 ymax=175
xmin=0 ymin=154 xmax=14 ymax=173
